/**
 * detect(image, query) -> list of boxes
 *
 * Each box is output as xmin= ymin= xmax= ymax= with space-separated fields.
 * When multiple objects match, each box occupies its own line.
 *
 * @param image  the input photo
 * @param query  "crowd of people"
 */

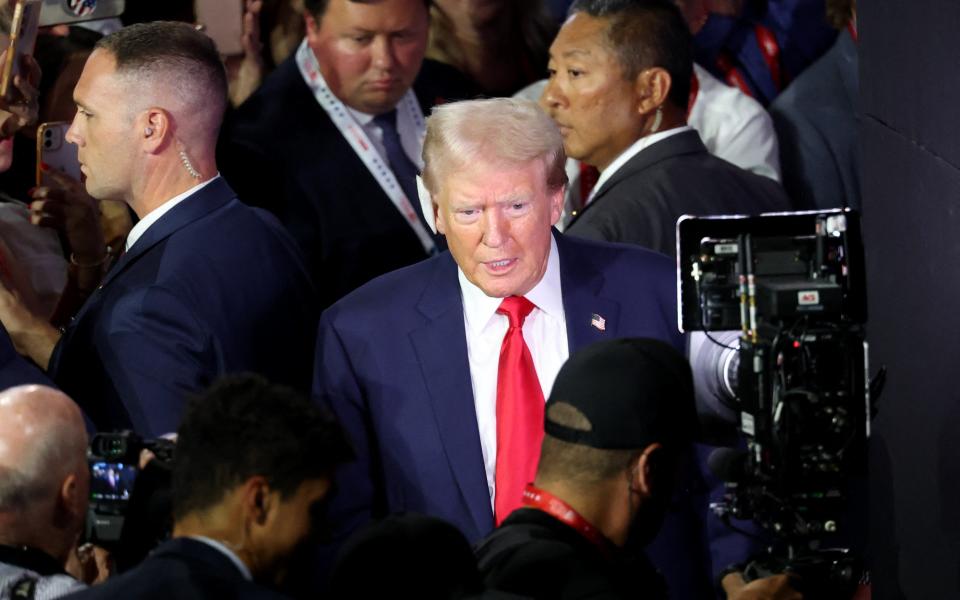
xmin=0 ymin=0 xmax=859 ymax=598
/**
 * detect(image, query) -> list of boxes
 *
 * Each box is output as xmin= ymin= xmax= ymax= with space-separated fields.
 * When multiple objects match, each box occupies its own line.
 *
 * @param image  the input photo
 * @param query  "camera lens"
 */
xmin=43 ymin=140 xmax=51 ymax=148
xmin=44 ymin=129 xmax=52 ymax=137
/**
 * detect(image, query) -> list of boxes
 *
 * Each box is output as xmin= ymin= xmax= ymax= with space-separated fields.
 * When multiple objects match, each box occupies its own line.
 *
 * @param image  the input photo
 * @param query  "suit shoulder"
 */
xmin=227 ymin=58 xmax=318 ymax=134
xmin=321 ymin=254 xmax=446 ymax=322
xmin=561 ymin=234 xmax=674 ymax=275
xmin=413 ymin=59 xmax=479 ymax=109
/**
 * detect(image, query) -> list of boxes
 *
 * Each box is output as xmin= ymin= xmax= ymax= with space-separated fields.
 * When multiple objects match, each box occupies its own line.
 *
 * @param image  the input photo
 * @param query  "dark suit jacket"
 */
xmin=567 ymin=129 xmax=791 ymax=256
xmin=64 ymin=538 xmax=287 ymax=600
xmin=48 ymin=178 xmax=317 ymax=437
xmin=219 ymin=56 xmax=472 ymax=308
xmin=770 ymin=30 xmax=860 ymax=211
xmin=314 ymin=233 xmax=728 ymax=596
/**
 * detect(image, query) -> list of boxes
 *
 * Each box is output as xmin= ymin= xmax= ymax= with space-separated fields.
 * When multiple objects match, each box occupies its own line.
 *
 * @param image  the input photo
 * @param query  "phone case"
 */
xmin=36 ymin=121 xmax=81 ymax=187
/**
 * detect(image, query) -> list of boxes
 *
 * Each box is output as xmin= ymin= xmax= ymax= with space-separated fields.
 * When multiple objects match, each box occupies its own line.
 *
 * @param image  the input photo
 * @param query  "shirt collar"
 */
xmin=589 ymin=125 xmax=694 ymax=203
xmin=345 ymin=104 xmax=375 ymax=126
xmin=458 ymin=235 xmax=563 ymax=336
xmin=187 ymin=536 xmax=253 ymax=581
xmin=125 ymin=175 xmax=220 ymax=252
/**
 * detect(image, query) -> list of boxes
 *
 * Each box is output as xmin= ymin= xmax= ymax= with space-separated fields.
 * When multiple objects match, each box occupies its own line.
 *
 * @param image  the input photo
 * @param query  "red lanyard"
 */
xmin=847 ymin=20 xmax=858 ymax=43
xmin=754 ymin=23 xmax=783 ymax=90
xmin=522 ymin=484 xmax=612 ymax=555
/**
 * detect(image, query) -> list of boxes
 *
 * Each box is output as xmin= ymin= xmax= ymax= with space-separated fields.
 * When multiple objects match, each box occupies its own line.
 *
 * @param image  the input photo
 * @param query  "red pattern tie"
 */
xmin=494 ymin=295 xmax=545 ymax=525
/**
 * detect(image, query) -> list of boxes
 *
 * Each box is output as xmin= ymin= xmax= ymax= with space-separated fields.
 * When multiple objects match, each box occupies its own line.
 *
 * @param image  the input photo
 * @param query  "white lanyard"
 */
xmin=295 ymin=40 xmax=436 ymax=254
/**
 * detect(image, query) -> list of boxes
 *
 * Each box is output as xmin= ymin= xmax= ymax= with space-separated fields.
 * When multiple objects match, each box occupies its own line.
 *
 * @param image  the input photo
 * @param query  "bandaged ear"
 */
xmin=416 ymin=175 xmax=437 ymax=235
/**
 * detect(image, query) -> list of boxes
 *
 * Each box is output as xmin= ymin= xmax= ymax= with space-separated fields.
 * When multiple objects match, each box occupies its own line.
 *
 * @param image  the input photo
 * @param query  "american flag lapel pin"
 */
xmin=590 ymin=313 xmax=606 ymax=332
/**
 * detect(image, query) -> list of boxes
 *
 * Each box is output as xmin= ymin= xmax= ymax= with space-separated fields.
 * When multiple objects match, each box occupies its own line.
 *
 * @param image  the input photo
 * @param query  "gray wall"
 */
xmin=861 ymin=2 xmax=960 ymax=598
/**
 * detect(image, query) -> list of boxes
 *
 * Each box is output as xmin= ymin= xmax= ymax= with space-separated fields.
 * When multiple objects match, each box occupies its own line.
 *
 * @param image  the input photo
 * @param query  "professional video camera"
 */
xmin=86 ymin=431 xmax=174 ymax=548
xmin=678 ymin=209 xmax=872 ymax=598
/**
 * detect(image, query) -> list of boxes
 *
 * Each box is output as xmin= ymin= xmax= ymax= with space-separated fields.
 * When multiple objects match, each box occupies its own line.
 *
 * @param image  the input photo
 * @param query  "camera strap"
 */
xmin=295 ymin=40 xmax=436 ymax=255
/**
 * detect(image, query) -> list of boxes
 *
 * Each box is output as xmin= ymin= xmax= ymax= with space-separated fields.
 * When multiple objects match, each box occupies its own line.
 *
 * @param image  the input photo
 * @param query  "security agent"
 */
xmin=476 ymin=338 xmax=801 ymax=600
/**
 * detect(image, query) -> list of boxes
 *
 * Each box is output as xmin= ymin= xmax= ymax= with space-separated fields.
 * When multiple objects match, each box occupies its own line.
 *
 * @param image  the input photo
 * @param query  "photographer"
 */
xmin=68 ymin=374 xmax=353 ymax=599
xmin=476 ymin=338 xmax=801 ymax=600
xmin=0 ymin=385 xmax=90 ymax=599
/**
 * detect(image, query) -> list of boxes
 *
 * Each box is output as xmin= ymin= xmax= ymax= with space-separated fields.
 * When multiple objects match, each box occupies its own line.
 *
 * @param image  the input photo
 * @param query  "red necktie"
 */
xmin=494 ymin=295 xmax=545 ymax=525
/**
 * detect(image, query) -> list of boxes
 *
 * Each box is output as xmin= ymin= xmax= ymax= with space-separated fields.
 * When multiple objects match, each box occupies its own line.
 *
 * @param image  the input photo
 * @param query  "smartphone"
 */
xmin=0 ymin=0 xmax=41 ymax=103
xmin=38 ymin=0 xmax=125 ymax=27
xmin=36 ymin=121 xmax=80 ymax=187
xmin=195 ymin=0 xmax=244 ymax=56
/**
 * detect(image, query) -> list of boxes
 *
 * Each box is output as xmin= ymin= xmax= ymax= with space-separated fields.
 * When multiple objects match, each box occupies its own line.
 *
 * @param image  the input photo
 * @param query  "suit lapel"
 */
xmin=573 ymin=130 xmax=708 ymax=226
xmin=556 ymin=232 xmax=623 ymax=353
xmin=408 ymin=255 xmax=493 ymax=534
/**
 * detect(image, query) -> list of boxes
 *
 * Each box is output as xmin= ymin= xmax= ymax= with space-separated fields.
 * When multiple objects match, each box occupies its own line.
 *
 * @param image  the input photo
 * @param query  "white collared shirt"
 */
xmin=187 ymin=536 xmax=253 ymax=581
xmin=125 ymin=176 xmax=220 ymax=252
xmin=587 ymin=125 xmax=694 ymax=205
xmin=344 ymin=98 xmax=423 ymax=169
xmin=458 ymin=235 xmax=569 ymax=507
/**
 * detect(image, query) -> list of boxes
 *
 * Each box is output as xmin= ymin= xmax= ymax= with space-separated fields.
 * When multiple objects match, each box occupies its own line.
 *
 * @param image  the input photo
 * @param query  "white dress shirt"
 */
xmin=345 ymin=98 xmax=424 ymax=170
xmin=688 ymin=63 xmax=781 ymax=181
xmin=125 ymin=176 xmax=220 ymax=252
xmin=458 ymin=235 xmax=569 ymax=507
xmin=187 ymin=536 xmax=253 ymax=581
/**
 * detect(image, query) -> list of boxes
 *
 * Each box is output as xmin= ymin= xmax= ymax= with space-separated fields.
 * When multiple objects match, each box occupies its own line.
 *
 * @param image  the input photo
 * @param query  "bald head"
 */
xmin=0 ymin=385 xmax=88 ymax=514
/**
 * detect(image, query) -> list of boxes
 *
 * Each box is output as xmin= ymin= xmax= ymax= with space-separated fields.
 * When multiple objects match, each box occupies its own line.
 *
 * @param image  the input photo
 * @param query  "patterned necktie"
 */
xmin=494 ymin=295 xmax=545 ymax=525
xmin=373 ymin=109 xmax=428 ymax=226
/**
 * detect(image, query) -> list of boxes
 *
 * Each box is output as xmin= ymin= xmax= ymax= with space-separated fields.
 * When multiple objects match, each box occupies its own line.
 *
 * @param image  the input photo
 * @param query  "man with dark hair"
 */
xmin=219 ymin=0 xmax=473 ymax=308
xmin=0 ymin=21 xmax=318 ymax=436
xmin=476 ymin=339 xmax=801 ymax=600
xmin=546 ymin=0 xmax=789 ymax=256
xmin=67 ymin=374 xmax=353 ymax=599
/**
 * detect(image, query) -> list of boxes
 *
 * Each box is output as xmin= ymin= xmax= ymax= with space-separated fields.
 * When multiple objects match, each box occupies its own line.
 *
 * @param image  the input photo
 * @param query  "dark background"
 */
xmin=861 ymin=1 xmax=960 ymax=598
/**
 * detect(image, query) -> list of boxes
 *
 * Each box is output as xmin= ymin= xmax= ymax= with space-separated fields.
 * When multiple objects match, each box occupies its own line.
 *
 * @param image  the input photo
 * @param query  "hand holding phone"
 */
xmin=0 ymin=0 xmax=41 ymax=137
xmin=32 ymin=121 xmax=105 ymax=265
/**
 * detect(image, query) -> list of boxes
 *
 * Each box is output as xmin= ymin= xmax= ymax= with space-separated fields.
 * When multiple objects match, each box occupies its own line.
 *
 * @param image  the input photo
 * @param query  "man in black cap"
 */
xmin=475 ymin=338 xmax=801 ymax=600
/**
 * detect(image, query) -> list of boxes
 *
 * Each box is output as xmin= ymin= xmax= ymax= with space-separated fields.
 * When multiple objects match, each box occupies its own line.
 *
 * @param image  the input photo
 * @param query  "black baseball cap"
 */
xmin=544 ymin=338 xmax=697 ymax=450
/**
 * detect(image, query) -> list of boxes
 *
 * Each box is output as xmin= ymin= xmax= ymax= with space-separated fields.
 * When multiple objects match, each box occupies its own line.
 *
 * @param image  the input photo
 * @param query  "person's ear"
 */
xmin=139 ymin=108 xmax=171 ymax=154
xmin=634 ymin=67 xmax=672 ymax=116
xmin=241 ymin=476 xmax=276 ymax=526
xmin=304 ymin=11 xmax=322 ymax=48
xmin=548 ymin=185 xmax=564 ymax=226
xmin=54 ymin=472 xmax=85 ymax=530
xmin=630 ymin=442 xmax=664 ymax=497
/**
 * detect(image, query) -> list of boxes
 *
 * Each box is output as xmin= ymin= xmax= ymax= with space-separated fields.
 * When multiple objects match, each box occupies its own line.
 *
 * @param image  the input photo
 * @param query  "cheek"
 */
xmin=318 ymin=43 xmax=371 ymax=86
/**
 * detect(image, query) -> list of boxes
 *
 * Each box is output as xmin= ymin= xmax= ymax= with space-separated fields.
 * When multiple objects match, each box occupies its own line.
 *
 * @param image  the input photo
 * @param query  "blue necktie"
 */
xmin=373 ymin=110 xmax=428 ymax=227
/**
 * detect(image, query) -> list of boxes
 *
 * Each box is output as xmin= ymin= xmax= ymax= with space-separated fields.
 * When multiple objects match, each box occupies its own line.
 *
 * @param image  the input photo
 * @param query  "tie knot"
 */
xmin=373 ymin=109 xmax=398 ymax=132
xmin=497 ymin=296 xmax=536 ymax=328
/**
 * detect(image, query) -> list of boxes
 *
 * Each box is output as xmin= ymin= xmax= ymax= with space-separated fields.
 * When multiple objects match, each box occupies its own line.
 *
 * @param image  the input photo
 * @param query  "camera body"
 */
xmin=678 ymin=209 xmax=869 ymax=595
xmin=86 ymin=431 xmax=174 ymax=547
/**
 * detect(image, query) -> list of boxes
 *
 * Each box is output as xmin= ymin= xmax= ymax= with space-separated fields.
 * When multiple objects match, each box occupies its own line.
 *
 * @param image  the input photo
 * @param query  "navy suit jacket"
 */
xmin=314 ymin=233 xmax=728 ymax=597
xmin=48 ymin=178 xmax=317 ymax=436
xmin=770 ymin=30 xmax=860 ymax=211
xmin=64 ymin=538 xmax=287 ymax=600
xmin=219 ymin=56 xmax=472 ymax=308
